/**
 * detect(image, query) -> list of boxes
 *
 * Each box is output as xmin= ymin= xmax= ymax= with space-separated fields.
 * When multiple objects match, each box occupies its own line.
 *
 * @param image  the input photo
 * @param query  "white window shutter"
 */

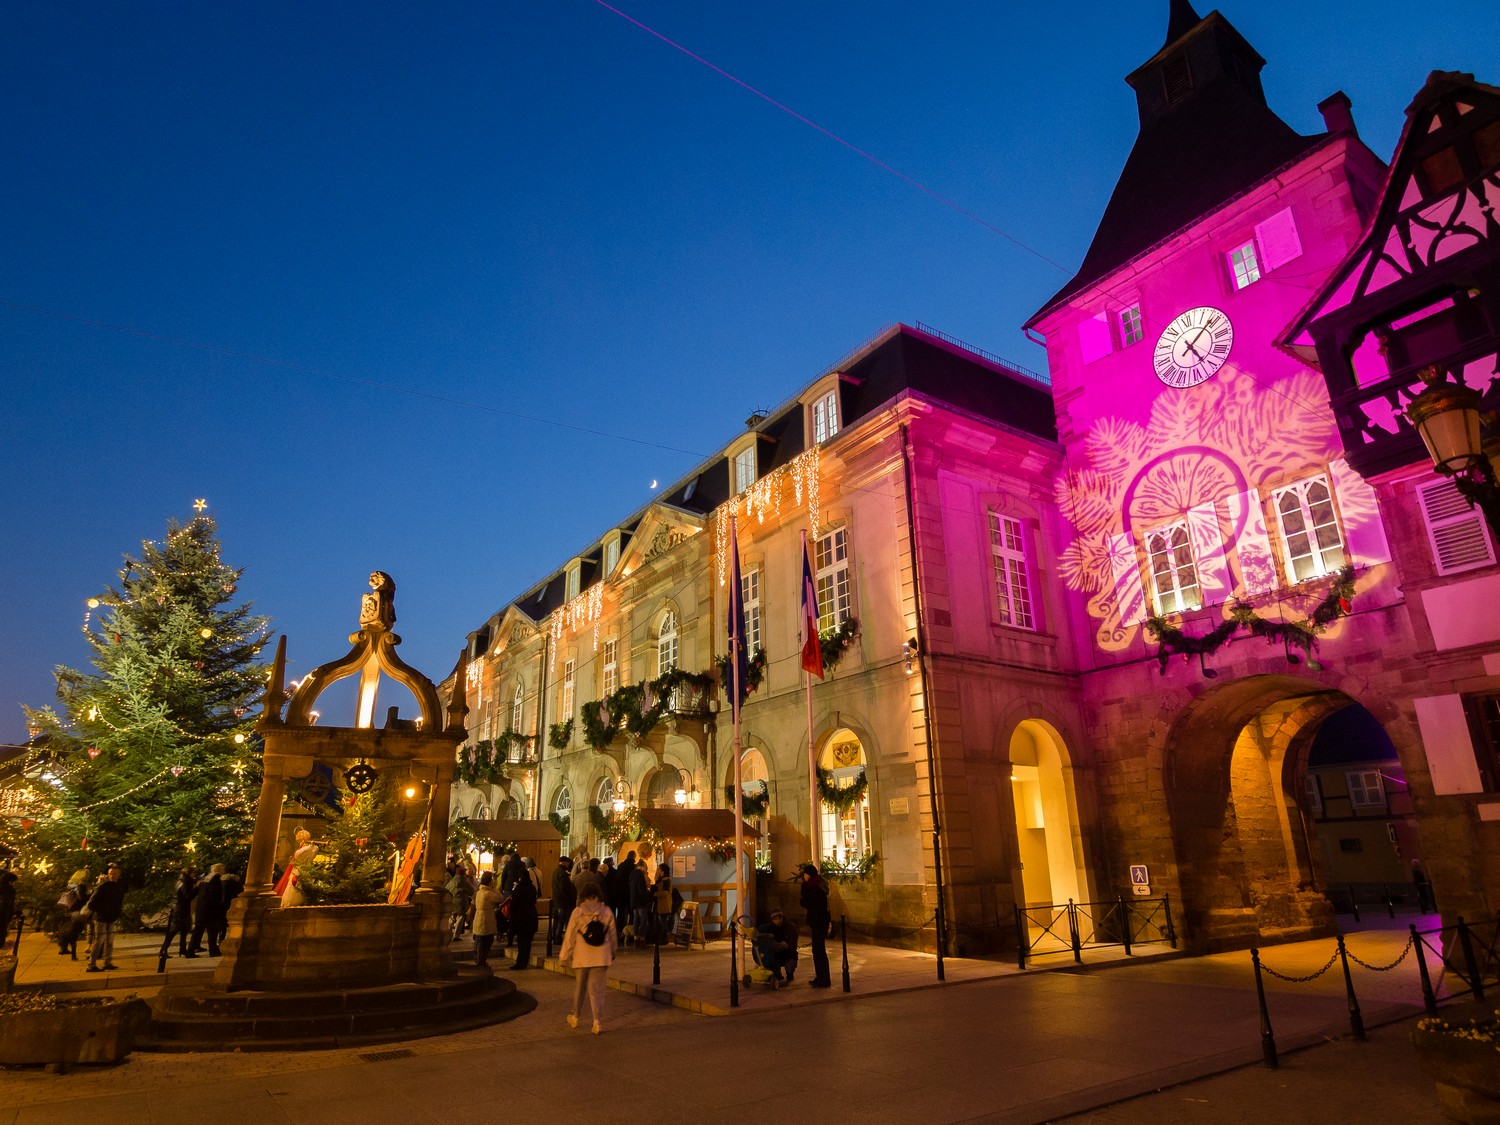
xmin=1226 ymin=490 xmax=1277 ymax=595
xmin=1256 ymin=207 xmax=1302 ymax=272
xmin=1109 ymin=532 xmax=1147 ymax=626
xmin=1419 ymin=478 xmax=1494 ymax=574
xmin=1329 ymin=459 xmax=1392 ymax=566
xmin=1185 ymin=501 xmax=1231 ymax=604
xmin=1077 ymin=312 xmax=1113 ymax=365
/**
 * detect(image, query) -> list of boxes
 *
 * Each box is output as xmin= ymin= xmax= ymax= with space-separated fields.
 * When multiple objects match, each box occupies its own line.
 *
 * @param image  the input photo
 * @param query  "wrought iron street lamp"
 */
xmin=672 ymin=766 xmax=699 ymax=807
xmin=1405 ymin=366 xmax=1500 ymax=537
xmin=611 ymin=778 xmax=634 ymax=815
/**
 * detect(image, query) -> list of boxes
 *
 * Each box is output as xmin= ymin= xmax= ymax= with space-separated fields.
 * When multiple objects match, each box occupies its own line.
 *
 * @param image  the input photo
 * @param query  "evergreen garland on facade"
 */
xmin=715 ymin=647 xmax=767 ymax=696
xmin=1143 ymin=566 xmax=1357 ymax=673
xmin=820 ymin=617 xmax=860 ymax=672
xmin=723 ymin=780 xmax=770 ymax=819
xmin=548 ymin=718 xmax=574 ymax=751
xmin=815 ymin=765 xmax=868 ymax=811
xmin=547 ymin=811 xmax=570 ymax=839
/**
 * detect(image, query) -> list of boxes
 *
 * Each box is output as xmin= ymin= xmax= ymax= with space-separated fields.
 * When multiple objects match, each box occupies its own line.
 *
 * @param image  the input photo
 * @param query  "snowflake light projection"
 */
xmin=1056 ymin=370 xmax=1379 ymax=651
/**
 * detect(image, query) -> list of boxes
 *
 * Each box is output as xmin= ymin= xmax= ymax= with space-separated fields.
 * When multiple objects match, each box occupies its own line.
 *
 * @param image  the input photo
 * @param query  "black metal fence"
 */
xmin=1249 ymin=914 xmax=1498 ymax=1068
xmin=1326 ymin=880 xmax=1436 ymax=920
xmin=1014 ymin=896 xmax=1177 ymax=969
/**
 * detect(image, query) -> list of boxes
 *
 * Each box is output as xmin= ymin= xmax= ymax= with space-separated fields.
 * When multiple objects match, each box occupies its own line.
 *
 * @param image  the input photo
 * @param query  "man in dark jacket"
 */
xmin=611 ymin=853 xmax=635 ymax=941
xmin=627 ymin=860 xmax=652 ymax=946
xmin=85 ymin=863 xmax=127 ymax=972
xmin=799 ymin=862 xmax=833 ymax=988
xmin=508 ymin=858 xmax=541 ymax=970
xmin=756 ymin=909 xmax=799 ymax=985
xmin=157 ymin=868 xmax=198 ymax=968
xmin=550 ymin=856 xmax=577 ymax=945
xmin=188 ymin=864 xmax=227 ymax=957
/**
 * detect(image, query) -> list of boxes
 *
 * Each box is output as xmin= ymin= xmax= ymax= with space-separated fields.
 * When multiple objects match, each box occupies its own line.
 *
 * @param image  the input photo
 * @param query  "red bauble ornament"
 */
xmin=355 ymin=837 xmax=369 ymax=850
xmin=87 ymin=747 xmax=101 ymax=760
xmin=1338 ymin=596 xmax=1352 ymax=614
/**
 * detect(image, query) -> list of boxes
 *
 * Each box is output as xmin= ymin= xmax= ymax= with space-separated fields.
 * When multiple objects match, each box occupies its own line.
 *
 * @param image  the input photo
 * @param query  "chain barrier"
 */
xmin=842 ymin=912 xmax=937 ymax=940
xmin=1344 ymin=935 xmax=1413 ymax=973
xmin=1256 ymin=947 xmax=1341 ymax=984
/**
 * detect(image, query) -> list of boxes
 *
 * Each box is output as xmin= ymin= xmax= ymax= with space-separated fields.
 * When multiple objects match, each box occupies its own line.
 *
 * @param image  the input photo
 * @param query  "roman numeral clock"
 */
xmin=1154 ymin=306 xmax=1234 ymax=388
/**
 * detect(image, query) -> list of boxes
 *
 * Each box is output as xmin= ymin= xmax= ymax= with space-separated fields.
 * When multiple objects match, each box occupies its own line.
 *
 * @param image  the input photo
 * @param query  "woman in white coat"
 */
xmin=471 ymin=872 xmax=501 ymax=967
xmin=559 ymin=882 xmax=617 ymax=1034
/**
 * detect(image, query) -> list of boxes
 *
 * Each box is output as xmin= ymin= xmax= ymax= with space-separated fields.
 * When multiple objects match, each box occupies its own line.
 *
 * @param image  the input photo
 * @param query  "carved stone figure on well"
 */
xmin=360 ymin=571 xmax=396 ymax=630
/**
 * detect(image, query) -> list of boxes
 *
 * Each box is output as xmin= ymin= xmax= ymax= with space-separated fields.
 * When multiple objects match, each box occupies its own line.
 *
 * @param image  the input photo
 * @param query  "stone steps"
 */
xmin=140 ymin=967 xmax=534 ymax=1051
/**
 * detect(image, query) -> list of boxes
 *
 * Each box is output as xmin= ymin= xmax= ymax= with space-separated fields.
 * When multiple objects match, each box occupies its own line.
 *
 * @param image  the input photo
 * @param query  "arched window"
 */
xmin=553 ymin=785 xmax=572 ymax=854
xmin=511 ymin=681 xmax=525 ymax=734
xmin=657 ymin=609 xmax=679 ymax=677
xmin=818 ymin=729 xmax=871 ymax=865
xmin=646 ymin=766 xmax=679 ymax=809
xmin=592 ymin=776 xmax=616 ymax=858
xmin=740 ymin=748 xmax=771 ymax=869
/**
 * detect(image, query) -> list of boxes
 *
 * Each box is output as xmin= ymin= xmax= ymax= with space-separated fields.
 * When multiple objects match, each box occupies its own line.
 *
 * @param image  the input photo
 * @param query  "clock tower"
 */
xmin=1023 ymin=2 xmax=1404 ymax=951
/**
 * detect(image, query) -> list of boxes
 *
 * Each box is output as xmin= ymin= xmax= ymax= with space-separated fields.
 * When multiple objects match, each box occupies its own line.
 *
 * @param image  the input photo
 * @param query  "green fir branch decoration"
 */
xmin=1143 ymin=567 xmax=1356 ymax=674
xmin=715 ymin=647 xmax=767 ymax=697
xmin=587 ymin=804 xmax=611 ymax=834
xmin=820 ymin=850 xmax=879 ymax=882
xmin=581 ymin=700 xmax=615 ymax=750
xmin=820 ymin=617 xmax=860 ymax=672
xmin=816 ymin=765 xmax=868 ymax=811
xmin=723 ymin=780 xmax=770 ymax=819
xmin=704 ymin=837 xmax=738 ymax=865
xmin=547 ymin=811 xmax=570 ymax=838
xmin=548 ymin=718 xmax=574 ymax=751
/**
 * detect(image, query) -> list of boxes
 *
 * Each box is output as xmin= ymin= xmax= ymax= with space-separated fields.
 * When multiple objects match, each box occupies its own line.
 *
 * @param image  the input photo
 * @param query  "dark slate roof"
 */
xmin=1026 ymin=11 xmax=1328 ymax=326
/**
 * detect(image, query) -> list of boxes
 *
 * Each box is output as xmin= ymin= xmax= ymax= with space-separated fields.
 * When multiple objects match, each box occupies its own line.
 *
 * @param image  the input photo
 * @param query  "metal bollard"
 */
xmin=1457 ymin=917 xmax=1485 ymax=1003
xmin=729 ymin=919 xmax=740 ymax=1009
xmin=1412 ymin=924 xmax=1438 ymax=1017
xmin=1119 ymin=897 xmax=1133 ymax=957
xmin=841 ymin=914 xmax=850 ymax=993
xmin=1163 ymin=894 xmax=1177 ymax=948
xmin=1383 ymin=884 xmax=1395 ymax=920
xmin=653 ymin=932 xmax=660 ymax=986
xmin=1250 ymin=948 xmax=1279 ymax=1069
xmin=1336 ymin=935 xmax=1366 ymax=1040
xmin=10 ymin=912 xmax=22 ymax=958
xmin=1014 ymin=904 xmax=1027 ymax=970
xmin=545 ymin=905 xmax=555 ymax=960
xmin=1067 ymin=900 xmax=1082 ymax=964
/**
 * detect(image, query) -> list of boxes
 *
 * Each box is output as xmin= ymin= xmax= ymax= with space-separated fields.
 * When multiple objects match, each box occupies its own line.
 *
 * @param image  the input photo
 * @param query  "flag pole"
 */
xmin=802 ymin=529 xmax=819 ymax=868
xmin=730 ymin=513 xmax=747 ymax=933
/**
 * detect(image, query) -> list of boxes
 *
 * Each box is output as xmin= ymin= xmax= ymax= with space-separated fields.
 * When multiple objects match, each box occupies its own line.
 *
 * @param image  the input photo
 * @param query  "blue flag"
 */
xmin=726 ymin=516 xmax=749 ymax=721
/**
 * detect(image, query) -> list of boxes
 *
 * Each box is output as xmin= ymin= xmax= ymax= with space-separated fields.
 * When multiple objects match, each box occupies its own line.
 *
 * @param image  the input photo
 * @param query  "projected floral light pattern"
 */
xmin=1055 ymin=368 xmax=1384 ymax=651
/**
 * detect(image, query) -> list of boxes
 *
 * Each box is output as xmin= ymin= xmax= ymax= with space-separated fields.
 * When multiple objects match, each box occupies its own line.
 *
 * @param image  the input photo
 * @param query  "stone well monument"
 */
xmin=145 ymin=573 xmax=533 ymax=1049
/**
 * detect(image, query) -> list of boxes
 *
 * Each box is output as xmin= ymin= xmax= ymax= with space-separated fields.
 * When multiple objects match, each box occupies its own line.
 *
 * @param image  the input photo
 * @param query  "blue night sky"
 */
xmin=3 ymin=2 xmax=1498 ymax=740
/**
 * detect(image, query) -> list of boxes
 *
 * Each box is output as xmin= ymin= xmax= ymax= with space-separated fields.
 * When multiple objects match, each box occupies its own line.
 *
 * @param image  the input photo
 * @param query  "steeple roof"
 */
xmin=1025 ymin=5 xmax=1327 ymax=328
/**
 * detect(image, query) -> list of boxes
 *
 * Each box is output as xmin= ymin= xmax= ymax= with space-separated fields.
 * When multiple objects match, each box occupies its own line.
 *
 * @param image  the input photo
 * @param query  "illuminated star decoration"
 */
xmin=230 ymin=760 xmax=246 ymax=776
xmin=32 ymin=857 xmax=53 ymax=875
xmin=193 ymin=498 xmax=208 ymax=512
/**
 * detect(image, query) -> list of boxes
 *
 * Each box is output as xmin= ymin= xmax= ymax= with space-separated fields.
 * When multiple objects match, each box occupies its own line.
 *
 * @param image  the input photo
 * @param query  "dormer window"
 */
xmin=813 ymin=390 xmax=840 ymax=443
xmin=603 ymin=534 xmax=621 ymax=577
xmin=565 ymin=562 xmax=581 ymax=601
xmin=733 ymin=445 xmax=756 ymax=494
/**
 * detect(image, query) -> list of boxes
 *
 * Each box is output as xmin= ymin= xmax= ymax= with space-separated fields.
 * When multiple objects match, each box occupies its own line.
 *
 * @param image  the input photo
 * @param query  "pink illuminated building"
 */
xmin=450 ymin=3 xmax=1499 ymax=954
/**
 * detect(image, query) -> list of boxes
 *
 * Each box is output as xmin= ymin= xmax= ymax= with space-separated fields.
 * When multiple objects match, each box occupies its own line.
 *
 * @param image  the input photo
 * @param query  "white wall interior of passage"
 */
xmin=1010 ymin=719 xmax=1084 ymax=907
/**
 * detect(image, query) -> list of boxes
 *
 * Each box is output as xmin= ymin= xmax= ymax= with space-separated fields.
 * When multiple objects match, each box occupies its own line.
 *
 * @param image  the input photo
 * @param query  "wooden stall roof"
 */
xmin=637 ymin=807 xmax=761 ymax=840
xmin=465 ymin=819 xmax=562 ymax=842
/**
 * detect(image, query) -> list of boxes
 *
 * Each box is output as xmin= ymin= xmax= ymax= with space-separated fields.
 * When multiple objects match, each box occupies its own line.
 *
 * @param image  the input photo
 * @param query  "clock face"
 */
xmin=1154 ymin=306 xmax=1233 ymax=388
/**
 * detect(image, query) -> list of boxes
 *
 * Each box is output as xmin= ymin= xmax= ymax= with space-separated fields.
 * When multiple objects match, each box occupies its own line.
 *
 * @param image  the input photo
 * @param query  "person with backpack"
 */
xmin=559 ymin=882 xmax=617 ymax=1034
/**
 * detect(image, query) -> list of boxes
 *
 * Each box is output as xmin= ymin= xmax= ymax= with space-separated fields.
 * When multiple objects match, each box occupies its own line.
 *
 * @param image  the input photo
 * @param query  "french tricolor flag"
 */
xmin=800 ymin=538 xmax=825 ymax=679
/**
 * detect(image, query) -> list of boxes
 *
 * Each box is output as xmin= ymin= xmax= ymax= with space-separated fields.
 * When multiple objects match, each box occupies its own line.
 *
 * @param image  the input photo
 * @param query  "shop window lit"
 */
xmin=818 ymin=730 xmax=871 ymax=866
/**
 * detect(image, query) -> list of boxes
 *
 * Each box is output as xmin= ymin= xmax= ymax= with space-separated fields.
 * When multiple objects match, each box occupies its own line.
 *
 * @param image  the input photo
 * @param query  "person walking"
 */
xmin=628 ymin=858 xmax=652 ymax=947
xmin=447 ymin=863 xmax=476 ymax=941
xmin=157 ymin=868 xmax=198 ymax=967
xmin=799 ymin=862 xmax=833 ymax=988
xmin=652 ymin=863 xmax=674 ymax=945
xmin=508 ymin=858 xmax=541 ymax=970
xmin=55 ymin=876 xmax=88 ymax=958
xmin=85 ymin=863 xmax=127 ymax=972
xmin=472 ymin=872 xmax=500 ymax=967
xmin=559 ymin=882 xmax=617 ymax=1034
xmin=573 ymin=857 xmax=604 ymax=903
xmin=551 ymin=855 xmax=577 ymax=947
xmin=188 ymin=864 xmax=227 ymax=957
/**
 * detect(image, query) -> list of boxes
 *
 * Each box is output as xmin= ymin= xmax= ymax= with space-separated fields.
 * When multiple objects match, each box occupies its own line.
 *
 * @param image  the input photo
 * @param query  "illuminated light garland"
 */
xmin=465 ymin=659 xmax=485 ymax=694
xmin=549 ymin=582 xmax=606 ymax=670
xmin=714 ymin=447 xmax=821 ymax=586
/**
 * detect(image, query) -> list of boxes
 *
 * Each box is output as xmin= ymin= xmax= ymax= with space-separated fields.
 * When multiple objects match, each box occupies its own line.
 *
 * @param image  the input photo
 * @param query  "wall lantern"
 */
xmin=672 ymin=766 xmax=699 ymax=807
xmin=1406 ymin=365 xmax=1500 ymax=537
xmin=611 ymin=778 xmax=634 ymax=814
xmin=903 ymin=637 xmax=918 ymax=675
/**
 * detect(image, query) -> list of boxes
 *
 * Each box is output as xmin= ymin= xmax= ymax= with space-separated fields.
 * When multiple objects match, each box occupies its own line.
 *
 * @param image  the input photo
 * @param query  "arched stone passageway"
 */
xmin=1163 ymin=674 xmax=1405 ymax=951
xmin=1008 ymin=719 xmax=1087 ymax=907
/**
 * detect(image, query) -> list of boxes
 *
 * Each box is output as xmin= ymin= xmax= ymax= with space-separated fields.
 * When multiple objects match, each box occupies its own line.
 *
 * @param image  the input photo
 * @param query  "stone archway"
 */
xmin=1164 ymin=673 xmax=1364 ymax=951
xmin=1009 ymin=719 xmax=1088 ymax=908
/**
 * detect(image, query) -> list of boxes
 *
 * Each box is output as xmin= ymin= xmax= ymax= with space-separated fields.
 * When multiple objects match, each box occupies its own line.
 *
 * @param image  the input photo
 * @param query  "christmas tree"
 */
xmin=11 ymin=509 xmax=270 ymax=921
xmin=296 ymin=772 xmax=408 ymax=906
